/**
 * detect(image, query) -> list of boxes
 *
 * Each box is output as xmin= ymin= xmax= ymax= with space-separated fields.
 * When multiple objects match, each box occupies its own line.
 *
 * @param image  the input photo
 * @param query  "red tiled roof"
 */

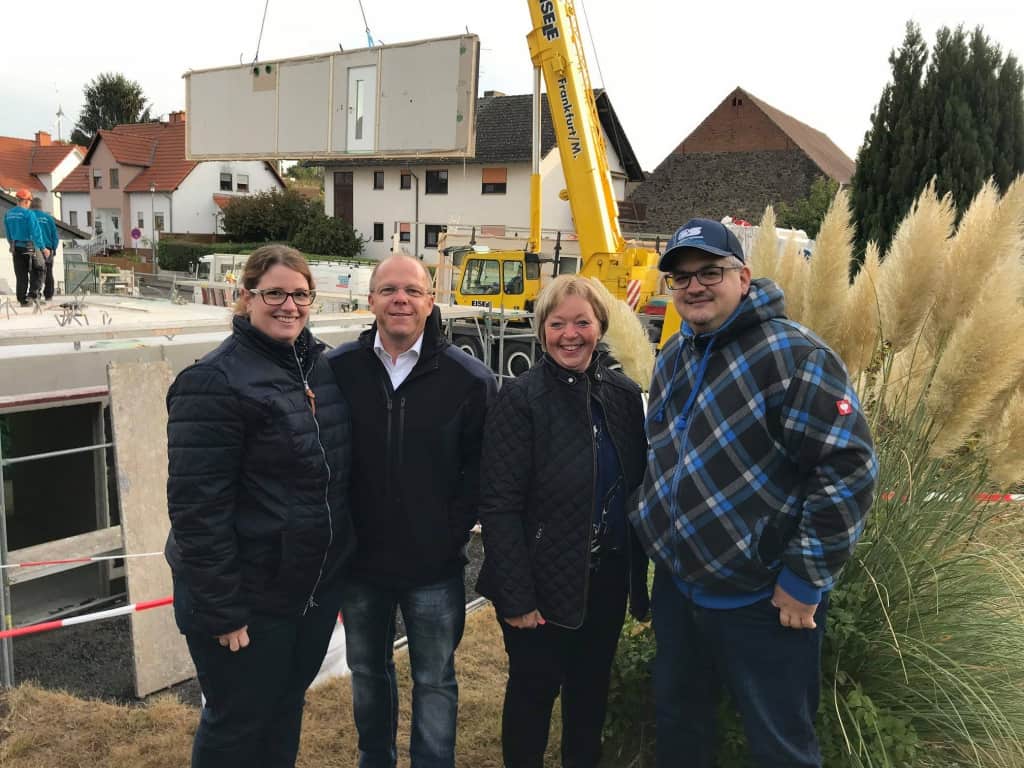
xmin=54 ymin=164 xmax=90 ymax=193
xmin=87 ymin=129 xmax=157 ymax=167
xmin=740 ymin=89 xmax=854 ymax=184
xmin=0 ymin=135 xmax=79 ymax=192
xmin=119 ymin=121 xmax=197 ymax=193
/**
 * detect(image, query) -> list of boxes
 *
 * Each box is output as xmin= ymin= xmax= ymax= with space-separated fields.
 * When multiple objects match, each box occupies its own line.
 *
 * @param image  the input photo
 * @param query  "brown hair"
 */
xmin=534 ymin=275 xmax=609 ymax=350
xmin=232 ymin=244 xmax=314 ymax=315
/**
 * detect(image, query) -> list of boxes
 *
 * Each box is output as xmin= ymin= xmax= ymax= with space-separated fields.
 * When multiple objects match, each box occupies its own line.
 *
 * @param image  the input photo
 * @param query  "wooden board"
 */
xmin=107 ymin=361 xmax=193 ymax=697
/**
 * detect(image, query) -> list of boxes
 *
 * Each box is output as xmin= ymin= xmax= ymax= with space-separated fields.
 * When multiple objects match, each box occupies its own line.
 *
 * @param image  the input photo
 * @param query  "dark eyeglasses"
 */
xmin=666 ymin=266 xmax=743 ymax=291
xmin=249 ymin=288 xmax=316 ymax=306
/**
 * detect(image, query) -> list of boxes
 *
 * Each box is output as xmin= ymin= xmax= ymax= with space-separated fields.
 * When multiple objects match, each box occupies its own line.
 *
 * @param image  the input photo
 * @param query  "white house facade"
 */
xmin=320 ymin=91 xmax=642 ymax=263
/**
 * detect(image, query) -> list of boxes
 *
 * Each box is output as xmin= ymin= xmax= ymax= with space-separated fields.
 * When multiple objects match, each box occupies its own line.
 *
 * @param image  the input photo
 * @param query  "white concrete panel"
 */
xmin=186 ymin=35 xmax=478 ymax=161
xmin=279 ymin=58 xmax=333 ymax=155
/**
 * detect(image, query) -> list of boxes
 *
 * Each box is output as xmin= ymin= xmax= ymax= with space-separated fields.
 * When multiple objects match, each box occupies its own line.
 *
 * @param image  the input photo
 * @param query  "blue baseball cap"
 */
xmin=658 ymin=218 xmax=746 ymax=271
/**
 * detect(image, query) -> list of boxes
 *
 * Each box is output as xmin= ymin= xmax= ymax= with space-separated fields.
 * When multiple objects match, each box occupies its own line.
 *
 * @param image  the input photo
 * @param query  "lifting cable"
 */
xmin=248 ymin=0 xmax=272 ymax=66
xmin=357 ymin=0 xmax=376 ymax=47
xmin=577 ymin=0 xmax=627 ymax=169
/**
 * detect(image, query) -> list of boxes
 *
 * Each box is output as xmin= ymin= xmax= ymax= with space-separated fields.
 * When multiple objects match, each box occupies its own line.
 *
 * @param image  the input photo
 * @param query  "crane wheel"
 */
xmin=502 ymin=341 xmax=535 ymax=379
xmin=453 ymin=335 xmax=484 ymax=361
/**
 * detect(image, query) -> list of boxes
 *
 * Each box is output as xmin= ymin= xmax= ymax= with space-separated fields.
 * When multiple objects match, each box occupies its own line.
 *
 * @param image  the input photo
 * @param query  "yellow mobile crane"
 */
xmin=449 ymin=0 xmax=663 ymax=370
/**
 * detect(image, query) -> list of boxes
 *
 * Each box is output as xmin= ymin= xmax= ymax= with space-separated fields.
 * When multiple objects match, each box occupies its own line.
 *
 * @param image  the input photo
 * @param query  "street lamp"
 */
xmin=149 ymin=182 xmax=156 ymax=265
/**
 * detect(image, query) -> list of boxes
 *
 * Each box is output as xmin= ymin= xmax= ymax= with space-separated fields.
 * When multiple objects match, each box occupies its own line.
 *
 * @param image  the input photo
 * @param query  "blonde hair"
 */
xmin=232 ymin=244 xmax=314 ymax=315
xmin=534 ymin=275 xmax=609 ymax=350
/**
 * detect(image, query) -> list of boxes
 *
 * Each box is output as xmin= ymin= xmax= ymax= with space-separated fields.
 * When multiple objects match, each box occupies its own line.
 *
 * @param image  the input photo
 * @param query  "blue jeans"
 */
xmin=340 ymin=574 xmax=466 ymax=768
xmin=651 ymin=568 xmax=828 ymax=768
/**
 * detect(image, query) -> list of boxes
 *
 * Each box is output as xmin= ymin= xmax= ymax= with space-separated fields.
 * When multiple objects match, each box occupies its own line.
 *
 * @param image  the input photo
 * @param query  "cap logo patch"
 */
xmin=836 ymin=399 xmax=853 ymax=416
xmin=678 ymin=226 xmax=702 ymax=239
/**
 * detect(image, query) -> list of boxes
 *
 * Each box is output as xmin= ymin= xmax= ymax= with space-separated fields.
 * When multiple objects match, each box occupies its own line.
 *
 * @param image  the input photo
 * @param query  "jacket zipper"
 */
xmin=398 ymin=397 xmax=406 ymax=469
xmin=578 ymin=376 xmax=597 ymax=625
xmin=380 ymin=377 xmax=394 ymax=491
xmin=294 ymin=347 xmax=334 ymax=615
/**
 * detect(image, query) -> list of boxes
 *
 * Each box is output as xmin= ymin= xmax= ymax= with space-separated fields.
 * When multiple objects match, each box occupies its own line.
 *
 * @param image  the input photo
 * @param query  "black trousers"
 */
xmin=498 ymin=552 xmax=628 ymax=768
xmin=43 ymin=256 xmax=55 ymax=299
xmin=12 ymin=246 xmax=42 ymax=303
xmin=174 ymin=576 xmax=344 ymax=768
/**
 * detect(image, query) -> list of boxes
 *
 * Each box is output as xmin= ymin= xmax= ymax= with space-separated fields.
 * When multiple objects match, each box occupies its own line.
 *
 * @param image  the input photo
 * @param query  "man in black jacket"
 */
xmin=328 ymin=254 xmax=495 ymax=768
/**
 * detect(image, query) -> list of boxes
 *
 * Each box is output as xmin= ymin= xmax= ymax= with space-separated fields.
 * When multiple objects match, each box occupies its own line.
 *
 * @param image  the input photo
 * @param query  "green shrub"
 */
xmin=157 ymin=240 xmax=256 ymax=272
xmin=221 ymin=188 xmax=318 ymax=242
xmin=292 ymin=214 xmax=364 ymax=259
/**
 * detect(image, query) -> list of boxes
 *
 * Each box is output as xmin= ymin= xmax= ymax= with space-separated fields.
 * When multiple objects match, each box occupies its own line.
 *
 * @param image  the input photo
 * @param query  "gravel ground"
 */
xmin=10 ymin=534 xmax=486 ymax=706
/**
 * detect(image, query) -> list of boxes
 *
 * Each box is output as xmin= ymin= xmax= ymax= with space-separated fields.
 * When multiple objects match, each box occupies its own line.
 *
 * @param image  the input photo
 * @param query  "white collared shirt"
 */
xmin=374 ymin=331 xmax=424 ymax=390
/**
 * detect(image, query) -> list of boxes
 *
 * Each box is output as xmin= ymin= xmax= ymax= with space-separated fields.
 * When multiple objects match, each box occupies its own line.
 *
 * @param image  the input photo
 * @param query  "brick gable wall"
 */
xmin=680 ymin=97 xmax=797 ymax=154
xmin=627 ymin=149 xmax=821 ymax=234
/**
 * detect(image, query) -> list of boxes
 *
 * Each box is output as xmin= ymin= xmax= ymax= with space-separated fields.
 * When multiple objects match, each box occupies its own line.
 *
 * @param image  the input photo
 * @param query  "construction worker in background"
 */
xmin=29 ymin=197 xmax=59 ymax=302
xmin=4 ymin=189 xmax=50 ymax=306
xmin=633 ymin=219 xmax=878 ymax=767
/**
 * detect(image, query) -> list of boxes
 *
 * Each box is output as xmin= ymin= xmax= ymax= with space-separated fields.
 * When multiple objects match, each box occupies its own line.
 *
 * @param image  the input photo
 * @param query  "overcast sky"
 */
xmin=2 ymin=0 xmax=1022 ymax=171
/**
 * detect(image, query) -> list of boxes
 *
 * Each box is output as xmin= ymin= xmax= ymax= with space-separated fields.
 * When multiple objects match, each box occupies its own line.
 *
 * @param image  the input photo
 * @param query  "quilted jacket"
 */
xmin=476 ymin=352 xmax=649 ymax=629
xmin=165 ymin=316 xmax=355 ymax=637
xmin=633 ymin=278 xmax=877 ymax=604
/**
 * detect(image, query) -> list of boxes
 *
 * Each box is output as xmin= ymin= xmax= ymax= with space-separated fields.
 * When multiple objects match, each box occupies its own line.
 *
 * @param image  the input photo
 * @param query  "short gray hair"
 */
xmin=369 ymin=254 xmax=432 ymax=291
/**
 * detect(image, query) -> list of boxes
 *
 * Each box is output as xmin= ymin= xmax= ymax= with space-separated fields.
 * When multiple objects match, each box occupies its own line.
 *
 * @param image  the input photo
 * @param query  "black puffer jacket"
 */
xmin=476 ymin=353 xmax=649 ymax=629
xmin=165 ymin=316 xmax=355 ymax=637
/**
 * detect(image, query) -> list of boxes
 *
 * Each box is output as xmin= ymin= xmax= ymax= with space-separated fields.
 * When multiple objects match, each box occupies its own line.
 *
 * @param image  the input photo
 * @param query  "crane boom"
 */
xmin=526 ymin=0 xmax=625 ymax=261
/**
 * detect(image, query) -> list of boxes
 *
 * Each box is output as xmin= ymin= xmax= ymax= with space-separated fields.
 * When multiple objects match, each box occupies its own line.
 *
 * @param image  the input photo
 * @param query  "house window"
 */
xmin=373 ymin=222 xmax=384 ymax=241
xmin=481 ymin=167 xmax=507 ymax=194
xmin=425 ymin=169 xmax=448 ymax=194
xmin=237 ymin=174 xmax=249 ymax=193
xmin=400 ymin=172 xmax=411 ymax=190
xmin=69 ymin=211 xmax=78 ymax=227
xmin=92 ymin=171 xmax=102 ymax=189
xmin=154 ymin=213 xmax=165 ymax=232
xmin=86 ymin=211 xmax=93 ymax=226
xmin=138 ymin=213 xmax=144 ymax=229
xmin=109 ymin=168 xmax=119 ymax=189
xmin=373 ymin=171 xmax=384 ymax=190
xmin=399 ymin=222 xmax=411 ymax=243
xmin=111 ymin=215 xmax=119 ymax=231
xmin=95 ymin=219 xmax=103 ymax=236
xmin=220 ymin=173 xmax=232 ymax=192
xmin=424 ymin=224 xmax=446 ymax=249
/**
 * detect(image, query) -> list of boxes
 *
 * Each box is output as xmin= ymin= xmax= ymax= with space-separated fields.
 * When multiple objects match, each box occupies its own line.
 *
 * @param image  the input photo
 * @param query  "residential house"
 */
xmin=0 ymin=131 xmax=85 ymax=217
xmin=628 ymin=86 xmax=855 ymax=233
xmin=1 ymin=189 xmax=89 ymax=298
xmin=318 ymin=90 xmax=645 ymax=262
xmin=54 ymin=112 xmax=285 ymax=249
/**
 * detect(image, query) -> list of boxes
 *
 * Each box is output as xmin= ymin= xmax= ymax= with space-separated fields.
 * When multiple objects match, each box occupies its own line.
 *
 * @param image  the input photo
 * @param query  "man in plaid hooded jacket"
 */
xmin=632 ymin=218 xmax=877 ymax=767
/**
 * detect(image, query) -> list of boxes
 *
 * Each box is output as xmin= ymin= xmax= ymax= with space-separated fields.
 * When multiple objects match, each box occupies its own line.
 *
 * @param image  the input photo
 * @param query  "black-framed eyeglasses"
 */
xmin=666 ymin=266 xmax=743 ymax=291
xmin=249 ymin=288 xmax=316 ymax=306
xmin=373 ymin=285 xmax=432 ymax=299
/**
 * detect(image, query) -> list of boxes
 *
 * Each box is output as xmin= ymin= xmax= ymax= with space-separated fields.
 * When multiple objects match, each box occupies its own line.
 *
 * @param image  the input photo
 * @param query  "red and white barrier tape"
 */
xmin=0 ymin=551 xmax=164 ymax=570
xmin=0 ymin=596 xmax=172 ymax=640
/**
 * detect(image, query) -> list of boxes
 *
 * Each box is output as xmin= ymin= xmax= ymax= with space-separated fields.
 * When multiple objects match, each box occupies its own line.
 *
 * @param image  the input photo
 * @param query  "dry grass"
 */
xmin=0 ymin=605 xmax=567 ymax=768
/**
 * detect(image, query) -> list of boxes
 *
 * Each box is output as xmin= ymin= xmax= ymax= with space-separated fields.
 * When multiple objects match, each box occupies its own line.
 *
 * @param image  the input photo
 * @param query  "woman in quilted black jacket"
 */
xmin=476 ymin=275 xmax=649 ymax=768
xmin=165 ymin=245 xmax=354 ymax=768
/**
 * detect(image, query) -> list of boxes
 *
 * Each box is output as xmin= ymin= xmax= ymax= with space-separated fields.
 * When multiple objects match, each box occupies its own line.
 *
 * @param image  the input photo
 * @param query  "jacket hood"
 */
xmin=357 ymin=304 xmax=446 ymax=358
xmin=683 ymin=277 xmax=787 ymax=347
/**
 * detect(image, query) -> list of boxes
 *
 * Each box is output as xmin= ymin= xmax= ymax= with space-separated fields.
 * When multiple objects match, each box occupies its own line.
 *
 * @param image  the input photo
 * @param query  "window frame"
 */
xmin=236 ymin=174 xmax=250 ymax=193
xmin=373 ymin=171 xmax=385 ymax=190
xmin=425 ymin=169 xmax=448 ymax=195
xmin=92 ymin=171 xmax=102 ymax=189
xmin=373 ymin=222 xmax=384 ymax=242
xmin=219 ymin=172 xmax=233 ymax=192
xmin=109 ymin=168 xmax=119 ymax=189
xmin=424 ymin=224 xmax=446 ymax=249
xmin=400 ymin=172 xmax=412 ymax=190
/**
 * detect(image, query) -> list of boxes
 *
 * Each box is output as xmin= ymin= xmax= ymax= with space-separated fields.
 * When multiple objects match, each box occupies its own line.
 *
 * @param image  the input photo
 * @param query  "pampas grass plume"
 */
xmin=986 ymin=387 xmax=1024 ymax=486
xmin=835 ymin=242 xmax=881 ymax=376
xmin=749 ymin=206 xmax=781 ymax=282
xmin=927 ymin=256 xmax=1024 ymax=457
xmin=587 ymin=277 xmax=656 ymax=389
xmin=802 ymin=189 xmax=854 ymax=350
xmin=878 ymin=184 xmax=954 ymax=352
xmin=776 ymin=234 xmax=809 ymax=324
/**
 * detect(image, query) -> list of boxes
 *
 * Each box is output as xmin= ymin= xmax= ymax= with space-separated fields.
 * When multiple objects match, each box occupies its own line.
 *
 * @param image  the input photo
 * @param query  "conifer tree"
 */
xmin=851 ymin=23 xmax=1024 ymax=255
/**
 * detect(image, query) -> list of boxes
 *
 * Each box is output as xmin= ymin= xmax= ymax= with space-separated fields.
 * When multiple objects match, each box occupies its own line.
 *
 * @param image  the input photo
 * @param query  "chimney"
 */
xmin=168 ymin=111 xmax=186 ymax=124
xmin=483 ymin=90 xmax=506 ymax=99
xmin=35 ymin=131 xmax=52 ymax=146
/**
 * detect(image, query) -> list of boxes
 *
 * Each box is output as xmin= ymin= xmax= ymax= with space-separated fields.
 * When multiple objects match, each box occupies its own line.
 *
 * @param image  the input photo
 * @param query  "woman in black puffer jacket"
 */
xmin=476 ymin=275 xmax=649 ymax=768
xmin=165 ymin=244 xmax=354 ymax=768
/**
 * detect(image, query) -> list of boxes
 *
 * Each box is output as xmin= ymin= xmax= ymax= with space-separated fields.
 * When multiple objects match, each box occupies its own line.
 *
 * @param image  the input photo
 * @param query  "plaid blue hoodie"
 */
xmin=632 ymin=278 xmax=877 ymax=604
